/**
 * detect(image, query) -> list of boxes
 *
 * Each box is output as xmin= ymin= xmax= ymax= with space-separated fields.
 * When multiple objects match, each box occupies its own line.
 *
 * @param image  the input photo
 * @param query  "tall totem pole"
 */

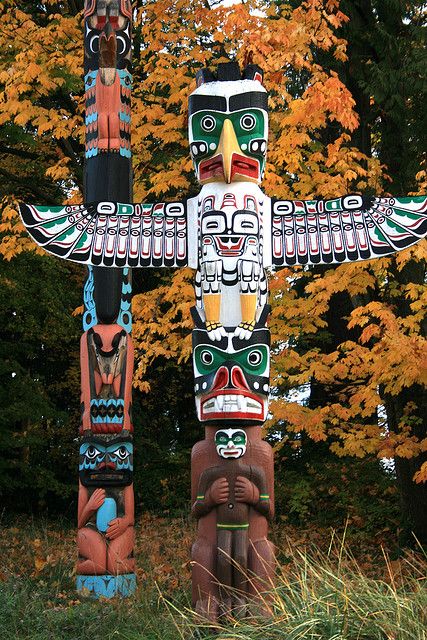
xmin=19 ymin=11 xmax=427 ymax=615
xmin=82 ymin=0 xmax=135 ymax=597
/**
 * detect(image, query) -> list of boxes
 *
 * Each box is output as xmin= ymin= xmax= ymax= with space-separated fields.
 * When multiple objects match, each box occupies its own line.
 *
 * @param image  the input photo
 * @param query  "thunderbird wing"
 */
xmin=270 ymin=194 xmax=427 ymax=267
xmin=19 ymin=200 xmax=189 ymax=267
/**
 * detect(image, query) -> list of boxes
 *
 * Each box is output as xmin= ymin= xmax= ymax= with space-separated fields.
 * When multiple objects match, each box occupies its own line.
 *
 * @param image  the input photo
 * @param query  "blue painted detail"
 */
xmin=76 ymin=573 xmax=136 ymax=598
xmin=90 ymin=398 xmax=125 ymax=423
xmin=96 ymin=497 xmax=117 ymax=532
xmin=117 ymin=268 xmax=132 ymax=332
xmin=84 ymin=70 xmax=98 ymax=89
xmin=118 ymin=69 xmax=132 ymax=89
xmin=85 ymin=147 xmax=98 ymax=159
xmin=85 ymin=112 xmax=98 ymax=125
xmin=119 ymin=112 xmax=131 ymax=124
xmin=119 ymin=147 xmax=132 ymax=159
xmin=79 ymin=441 xmax=133 ymax=471
xmin=83 ymin=266 xmax=98 ymax=330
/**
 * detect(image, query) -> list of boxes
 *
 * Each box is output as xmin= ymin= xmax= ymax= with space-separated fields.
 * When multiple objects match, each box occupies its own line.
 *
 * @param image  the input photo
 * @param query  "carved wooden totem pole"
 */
xmin=19 ymin=13 xmax=427 ymax=613
xmin=21 ymin=0 xmax=135 ymax=597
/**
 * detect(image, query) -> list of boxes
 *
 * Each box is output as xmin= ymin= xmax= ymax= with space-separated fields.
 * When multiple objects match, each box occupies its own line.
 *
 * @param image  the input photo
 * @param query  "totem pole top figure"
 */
xmin=189 ymin=62 xmax=268 ymax=185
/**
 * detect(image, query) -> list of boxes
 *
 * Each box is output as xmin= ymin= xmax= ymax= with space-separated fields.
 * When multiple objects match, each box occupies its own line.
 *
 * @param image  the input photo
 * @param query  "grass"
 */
xmin=0 ymin=515 xmax=425 ymax=639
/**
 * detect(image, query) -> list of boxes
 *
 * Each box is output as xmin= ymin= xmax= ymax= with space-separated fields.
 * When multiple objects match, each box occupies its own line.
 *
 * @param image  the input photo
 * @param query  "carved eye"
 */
xmin=86 ymin=446 xmax=101 ymax=460
xmin=111 ymin=446 xmax=129 ymax=460
xmin=248 ymin=350 xmax=262 ymax=366
xmin=201 ymin=115 xmax=216 ymax=132
xmin=200 ymin=350 xmax=214 ymax=365
xmin=233 ymin=433 xmax=246 ymax=444
xmin=240 ymin=113 xmax=256 ymax=131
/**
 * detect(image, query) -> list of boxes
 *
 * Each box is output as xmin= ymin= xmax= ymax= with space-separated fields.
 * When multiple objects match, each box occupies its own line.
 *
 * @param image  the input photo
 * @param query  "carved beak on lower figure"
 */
xmin=99 ymin=21 xmax=117 ymax=86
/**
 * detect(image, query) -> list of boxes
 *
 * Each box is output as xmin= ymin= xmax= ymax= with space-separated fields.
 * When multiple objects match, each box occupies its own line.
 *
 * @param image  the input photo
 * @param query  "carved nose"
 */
xmin=211 ymin=366 xmax=229 ymax=391
xmin=98 ymin=461 xmax=116 ymax=470
xmin=231 ymin=366 xmax=249 ymax=390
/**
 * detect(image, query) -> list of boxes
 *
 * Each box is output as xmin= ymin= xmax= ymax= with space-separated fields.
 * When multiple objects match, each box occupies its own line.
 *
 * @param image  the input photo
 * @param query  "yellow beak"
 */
xmin=217 ymin=119 xmax=241 ymax=183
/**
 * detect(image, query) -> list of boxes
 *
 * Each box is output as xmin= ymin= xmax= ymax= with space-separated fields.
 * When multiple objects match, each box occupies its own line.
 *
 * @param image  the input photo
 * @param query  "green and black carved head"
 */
xmin=188 ymin=62 xmax=268 ymax=185
xmin=192 ymin=306 xmax=270 ymax=424
xmin=79 ymin=435 xmax=133 ymax=487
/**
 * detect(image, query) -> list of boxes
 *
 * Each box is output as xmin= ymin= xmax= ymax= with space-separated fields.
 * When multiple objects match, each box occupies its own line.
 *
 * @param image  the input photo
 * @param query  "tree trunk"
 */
xmin=384 ymin=260 xmax=427 ymax=543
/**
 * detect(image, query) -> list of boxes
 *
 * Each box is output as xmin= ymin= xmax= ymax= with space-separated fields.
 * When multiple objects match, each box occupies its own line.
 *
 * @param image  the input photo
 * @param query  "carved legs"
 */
xmin=192 ymin=535 xmax=219 ymax=621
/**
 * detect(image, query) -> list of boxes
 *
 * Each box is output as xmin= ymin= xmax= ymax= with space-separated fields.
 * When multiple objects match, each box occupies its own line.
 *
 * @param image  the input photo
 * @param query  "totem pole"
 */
xmin=20 ymin=50 xmax=427 ymax=614
xmin=24 ymin=0 xmax=134 ymax=598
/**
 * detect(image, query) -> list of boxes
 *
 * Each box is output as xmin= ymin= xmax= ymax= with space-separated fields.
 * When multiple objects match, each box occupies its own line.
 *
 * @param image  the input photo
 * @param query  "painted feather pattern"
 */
xmin=19 ymin=195 xmax=426 ymax=268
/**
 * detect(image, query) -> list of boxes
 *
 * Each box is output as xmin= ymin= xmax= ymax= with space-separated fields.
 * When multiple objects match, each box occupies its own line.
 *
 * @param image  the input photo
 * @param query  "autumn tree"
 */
xmin=336 ymin=0 xmax=427 ymax=541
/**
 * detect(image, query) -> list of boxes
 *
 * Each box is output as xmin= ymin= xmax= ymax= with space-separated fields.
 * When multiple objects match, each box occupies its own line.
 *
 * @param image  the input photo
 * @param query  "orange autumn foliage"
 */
xmin=0 ymin=0 xmax=425 ymax=476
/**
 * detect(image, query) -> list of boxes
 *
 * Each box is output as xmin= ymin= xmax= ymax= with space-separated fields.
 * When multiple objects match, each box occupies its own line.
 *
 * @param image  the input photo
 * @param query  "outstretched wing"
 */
xmin=19 ymin=201 xmax=188 ymax=267
xmin=271 ymin=194 xmax=427 ymax=266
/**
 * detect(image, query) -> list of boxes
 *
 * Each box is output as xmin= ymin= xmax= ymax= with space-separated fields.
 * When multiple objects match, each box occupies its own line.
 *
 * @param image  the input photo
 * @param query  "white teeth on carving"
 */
xmin=202 ymin=395 xmax=263 ymax=414
xmin=247 ymin=399 xmax=262 ymax=412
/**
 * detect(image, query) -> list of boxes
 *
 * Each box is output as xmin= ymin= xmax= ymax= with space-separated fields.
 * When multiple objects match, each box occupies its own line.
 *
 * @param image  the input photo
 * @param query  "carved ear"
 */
xmin=195 ymin=68 xmax=215 ymax=87
xmin=195 ymin=61 xmax=265 ymax=86
xmin=217 ymin=62 xmax=241 ymax=81
xmin=243 ymin=64 xmax=264 ymax=85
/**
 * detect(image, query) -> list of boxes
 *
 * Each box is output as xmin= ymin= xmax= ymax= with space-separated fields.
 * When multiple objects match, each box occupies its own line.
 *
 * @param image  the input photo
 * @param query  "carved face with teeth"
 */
xmin=79 ymin=435 xmax=133 ymax=487
xmin=215 ymin=429 xmax=247 ymax=459
xmin=188 ymin=79 xmax=268 ymax=185
xmin=192 ymin=321 xmax=270 ymax=424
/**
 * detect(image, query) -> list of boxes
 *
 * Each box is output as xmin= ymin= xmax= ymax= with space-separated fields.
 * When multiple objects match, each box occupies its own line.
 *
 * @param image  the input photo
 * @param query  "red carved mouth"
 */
xmin=98 ymin=461 xmax=116 ymax=470
xmin=199 ymin=155 xmax=225 ymax=181
xmin=214 ymin=236 xmax=245 ymax=256
xmin=230 ymin=154 xmax=260 ymax=181
xmin=199 ymin=153 xmax=260 ymax=183
xmin=200 ymin=390 xmax=265 ymax=421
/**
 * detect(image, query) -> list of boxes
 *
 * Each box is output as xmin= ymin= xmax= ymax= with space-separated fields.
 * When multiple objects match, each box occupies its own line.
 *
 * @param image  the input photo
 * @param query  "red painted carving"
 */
xmin=77 ymin=482 xmax=135 ymax=575
xmin=80 ymin=324 xmax=133 ymax=434
xmin=191 ymin=426 xmax=275 ymax=620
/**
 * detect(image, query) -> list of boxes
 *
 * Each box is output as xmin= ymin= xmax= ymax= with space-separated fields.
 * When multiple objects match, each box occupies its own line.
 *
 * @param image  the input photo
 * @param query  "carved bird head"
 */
xmin=188 ymin=62 xmax=268 ymax=186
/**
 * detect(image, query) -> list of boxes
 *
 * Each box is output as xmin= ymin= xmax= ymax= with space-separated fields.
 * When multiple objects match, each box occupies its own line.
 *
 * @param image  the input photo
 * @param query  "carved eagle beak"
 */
xmin=217 ymin=119 xmax=240 ymax=184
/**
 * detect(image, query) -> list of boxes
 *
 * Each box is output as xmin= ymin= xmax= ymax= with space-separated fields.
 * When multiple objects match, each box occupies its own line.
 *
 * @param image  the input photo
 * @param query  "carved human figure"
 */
xmin=191 ymin=426 xmax=274 ymax=619
xmin=77 ymin=437 xmax=135 ymax=575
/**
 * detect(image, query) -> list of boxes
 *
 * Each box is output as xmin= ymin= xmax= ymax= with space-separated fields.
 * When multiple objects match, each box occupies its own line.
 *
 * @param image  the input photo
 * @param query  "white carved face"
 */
xmin=215 ymin=428 xmax=247 ymax=459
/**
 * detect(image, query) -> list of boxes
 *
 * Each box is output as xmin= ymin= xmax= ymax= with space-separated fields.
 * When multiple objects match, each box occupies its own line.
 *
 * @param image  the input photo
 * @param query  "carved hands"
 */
xmin=78 ymin=487 xmax=106 ymax=529
xmin=206 ymin=477 xmax=229 ymax=506
xmin=88 ymin=487 xmax=106 ymax=510
xmin=106 ymin=516 xmax=131 ymax=540
xmin=206 ymin=476 xmax=261 ymax=506
xmin=235 ymin=476 xmax=259 ymax=505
